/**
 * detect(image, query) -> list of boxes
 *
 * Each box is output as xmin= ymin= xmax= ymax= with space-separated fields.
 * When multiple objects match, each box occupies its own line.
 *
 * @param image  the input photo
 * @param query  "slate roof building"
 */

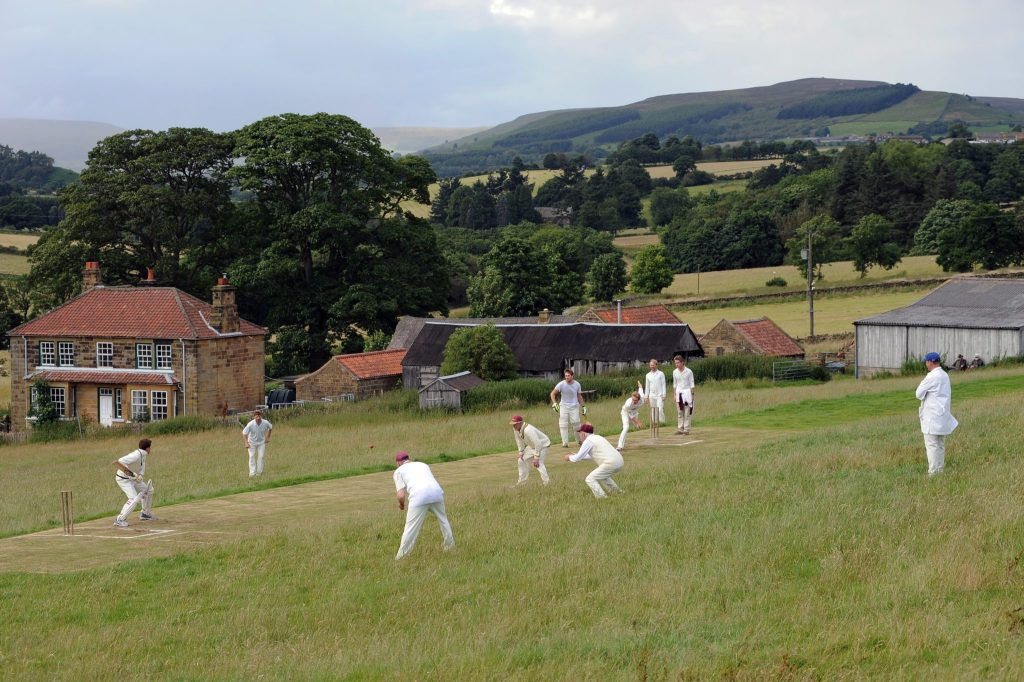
xmin=8 ymin=262 xmax=266 ymax=428
xmin=699 ymin=317 xmax=804 ymax=359
xmin=293 ymin=349 xmax=406 ymax=401
xmin=853 ymin=277 xmax=1024 ymax=376
xmin=401 ymin=321 xmax=704 ymax=388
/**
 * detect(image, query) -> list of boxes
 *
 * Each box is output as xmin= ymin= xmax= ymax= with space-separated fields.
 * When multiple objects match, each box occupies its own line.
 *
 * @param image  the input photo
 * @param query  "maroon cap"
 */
xmin=576 ymin=423 xmax=594 ymax=433
xmin=510 ymin=414 xmax=524 ymax=425
xmin=394 ymin=451 xmax=410 ymax=463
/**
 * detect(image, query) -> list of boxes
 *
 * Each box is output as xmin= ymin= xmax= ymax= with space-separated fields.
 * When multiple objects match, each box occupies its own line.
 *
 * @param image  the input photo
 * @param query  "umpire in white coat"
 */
xmin=916 ymin=352 xmax=958 ymax=476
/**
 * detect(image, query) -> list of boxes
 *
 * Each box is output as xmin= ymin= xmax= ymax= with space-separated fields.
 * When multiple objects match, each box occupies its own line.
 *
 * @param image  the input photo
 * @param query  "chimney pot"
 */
xmin=146 ymin=267 xmax=156 ymax=281
xmin=82 ymin=261 xmax=102 ymax=291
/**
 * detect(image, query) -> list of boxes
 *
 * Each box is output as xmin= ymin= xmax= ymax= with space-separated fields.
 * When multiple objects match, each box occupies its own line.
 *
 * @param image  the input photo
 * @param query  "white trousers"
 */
xmin=558 ymin=405 xmax=581 ymax=445
xmin=248 ymin=443 xmax=266 ymax=476
xmin=396 ymin=501 xmax=455 ymax=560
xmin=649 ymin=397 xmax=665 ymax=425
xmin=923 ymin=433 xmax=946 ymax=475
xmin=676 ymin=402 xmax=692 ymax=432
xmin=585 ymin=463 xmax=623 ymax=499
xmin=617 ymin=413 xmax=633 ymax=449
xmin=116 ymin=477 xmax=153 ymax=520
xmin=517 ymin=446 xmax=550 ymax=485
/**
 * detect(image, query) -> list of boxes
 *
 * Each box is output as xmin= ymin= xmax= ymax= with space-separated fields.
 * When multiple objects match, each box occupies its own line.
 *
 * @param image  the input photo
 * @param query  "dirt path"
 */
xmin=0 ymin=428 xmax=767 ymax=574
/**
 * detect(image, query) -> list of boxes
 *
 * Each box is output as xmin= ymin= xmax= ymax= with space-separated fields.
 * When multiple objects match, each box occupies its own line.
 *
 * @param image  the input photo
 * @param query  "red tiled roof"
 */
xmin=593 ymin=305 xmax=680 ymax=324
xmin=9 ymin=286 xmax=265 ymax=339
xmin=732 ymin=318 xmax=804 ymax=357
xmin=335 ymin=349 xmax=407 ymax=379
xmin=33 ymin=369 xmax=178 ymax=385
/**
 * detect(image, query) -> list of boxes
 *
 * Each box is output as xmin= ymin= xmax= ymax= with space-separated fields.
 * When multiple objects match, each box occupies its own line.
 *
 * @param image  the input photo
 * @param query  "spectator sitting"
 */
xmin=968 ymin=354 xmax=985 ymax=369
xmin=952 ymin=354 xmax=968 ymax=371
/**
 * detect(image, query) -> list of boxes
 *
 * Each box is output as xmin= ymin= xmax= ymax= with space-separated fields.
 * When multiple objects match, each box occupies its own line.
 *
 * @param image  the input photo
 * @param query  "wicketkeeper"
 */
xmin=112 ymin=438 xmax=156 ymax=527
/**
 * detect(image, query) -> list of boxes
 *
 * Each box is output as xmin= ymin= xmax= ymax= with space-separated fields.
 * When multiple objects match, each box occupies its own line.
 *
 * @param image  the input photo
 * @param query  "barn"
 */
xmin=699 ymin=317 xmax=804 ymax=359
xmin=293 ymin=349 xmax=406 ymax=401
xmin=853 ymin=278 xmax=1024 ymax=377
xmin=401 ymin=322 xmax=704 ymax=388
xmin=418 ymin=371 xmax=485 ymax=411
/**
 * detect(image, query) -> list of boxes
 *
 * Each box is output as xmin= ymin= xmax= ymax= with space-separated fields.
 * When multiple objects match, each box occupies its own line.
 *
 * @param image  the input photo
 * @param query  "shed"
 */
xmin=402 ymin=322 xmax=704 ymax=388
xmin=699 ymin=317 xmax=804 ymax=359
xmin=418 ymin=371 xmax=485 ymax=410
xmin=853 ymin=277 xmax=1024 ymax=377
xmin=294 ymin=349 xmax=406 ymax=401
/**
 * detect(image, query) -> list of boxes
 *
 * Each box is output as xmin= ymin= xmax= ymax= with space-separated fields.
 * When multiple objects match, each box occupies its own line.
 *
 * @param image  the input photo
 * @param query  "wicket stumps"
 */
xmin=650 ymin=406 xmax=660 ymax=439
xmin=60 ymin=490 xmax=74 ymax=535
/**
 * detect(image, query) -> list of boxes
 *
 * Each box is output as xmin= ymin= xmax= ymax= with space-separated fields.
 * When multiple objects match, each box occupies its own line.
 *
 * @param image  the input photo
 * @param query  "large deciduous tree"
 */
xmin=629 ymin=245 xmax=674 ymax=295
xmin=440 ymin=324 xmax=519 ymax=381
xmin=230 ymin=113 xmax=447 ymax=372
xmin=846 ymin=214 xmax=902 ymax=277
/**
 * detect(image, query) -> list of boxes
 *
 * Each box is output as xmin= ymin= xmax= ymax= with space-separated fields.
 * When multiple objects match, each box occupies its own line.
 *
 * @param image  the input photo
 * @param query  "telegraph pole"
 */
xmin=806 ymin=230 xmax=815 ymax=341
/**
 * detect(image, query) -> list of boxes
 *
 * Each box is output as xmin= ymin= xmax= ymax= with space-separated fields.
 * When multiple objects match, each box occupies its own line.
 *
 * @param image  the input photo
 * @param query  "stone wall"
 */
xmin=698 ymin=322 xmax=756 ymax=357
xmin=194 ymin=336 xmax=266 ymax=416
xmin=295 ymin=361 xmax=354 ymax=401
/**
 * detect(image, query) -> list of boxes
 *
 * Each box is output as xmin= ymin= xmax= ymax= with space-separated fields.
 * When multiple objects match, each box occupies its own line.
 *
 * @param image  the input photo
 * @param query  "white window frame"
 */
xmin=115 ymin=388 xmax=123 ymax=419
xmin=150 ymin=391 xmax=168 ymax=421
xmin=156 ymin=343 xmax=173 ymax=370
xmin=58 ymin=341 xmax=75 ymax=367
xmin=50 ymin=387 xmax=66 ymax=417
xmin=131 ymin=390 xmax=148 ymax=420
xmin=96 ymin=342 xmax=114 ymax=368
xmin=39 ymin=341 xmax=55 ymax=366
xmin=136 ymin=344 xmax=154 ymax=369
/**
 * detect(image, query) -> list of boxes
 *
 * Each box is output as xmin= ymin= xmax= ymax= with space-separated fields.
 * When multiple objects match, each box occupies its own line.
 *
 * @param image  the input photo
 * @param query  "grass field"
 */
xmin=0 ymin=252 xmax=30 ymax=275
xmin=646 ymin=159 xmax=779 ymax=179
xmin=0 ymin=231 xmax=40 ymax=250
xmin=2 ymin=367 xmax=1024 ymax=678
xmin=827 ymin=120 xmax=917 ymax=136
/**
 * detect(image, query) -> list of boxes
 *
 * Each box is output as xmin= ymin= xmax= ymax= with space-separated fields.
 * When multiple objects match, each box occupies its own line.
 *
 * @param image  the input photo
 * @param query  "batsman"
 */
xmin=112 ymin=438 xmax=156 ymax=527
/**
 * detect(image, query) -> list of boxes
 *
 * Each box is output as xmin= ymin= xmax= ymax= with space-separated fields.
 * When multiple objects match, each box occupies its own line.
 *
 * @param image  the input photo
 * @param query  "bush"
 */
xmin=691 ymin=355 xmax=777 ymax=382
xmin=765 ymin=276 xmax=787 ymax=287
xmin=808 ymin=364 xmax=832 ymax=382
xmin=901 ymin=357 xmax=928 ymax=376
xmin=28 ymin=420 xmax=81 ymax=443
xmin=462 ymin=375 xmax=639 ymax=412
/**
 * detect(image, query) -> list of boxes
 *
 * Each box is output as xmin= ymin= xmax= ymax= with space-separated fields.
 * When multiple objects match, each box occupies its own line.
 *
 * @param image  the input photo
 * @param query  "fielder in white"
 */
xmin=672 ymin=355 xmax=695 ymax=435
xmin=112 ymin=438 xmax=156 ymax=527
xmin=393 ymin=451 xmax=455 ymax=560
xmin=242 ymin=410 xmax=273 ymax=477
xmin=510 ymin=414 xmax=551 ymax=486
xmin=617 ymin=381 xmax=645 ymax=450
xmin=564 ymin=423 xmax=624 ymax=499
xmin=916 ymin=351 xmax=958 ymax=476
xmin=550 ymin=368 xmax=585 ymax=447
xmin=644 ymin=359 xmax=667 ymax=425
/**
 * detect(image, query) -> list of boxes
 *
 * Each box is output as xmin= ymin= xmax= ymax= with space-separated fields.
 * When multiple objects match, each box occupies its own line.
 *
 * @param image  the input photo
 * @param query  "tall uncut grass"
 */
xmin=1 ymin=369 xmax=1024 ymax=678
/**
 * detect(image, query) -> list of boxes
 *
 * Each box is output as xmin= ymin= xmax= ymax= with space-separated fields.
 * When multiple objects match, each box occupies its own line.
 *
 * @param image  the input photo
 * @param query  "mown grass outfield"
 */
xmin=1 ymin=368 xmax=1024 ymax=678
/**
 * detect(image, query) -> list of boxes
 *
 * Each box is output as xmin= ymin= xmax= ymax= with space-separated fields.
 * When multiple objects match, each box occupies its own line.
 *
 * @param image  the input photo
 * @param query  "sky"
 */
xmin=2 ymin=0 xmax=1023 ymax=132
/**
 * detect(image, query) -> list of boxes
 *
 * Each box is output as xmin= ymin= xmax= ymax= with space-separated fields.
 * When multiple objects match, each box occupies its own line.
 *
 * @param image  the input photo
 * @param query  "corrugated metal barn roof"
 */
xmin=403 ymin=322 xmax=704 ymax=371
xmin=855 ymin=278 xmax=1024 ymax=329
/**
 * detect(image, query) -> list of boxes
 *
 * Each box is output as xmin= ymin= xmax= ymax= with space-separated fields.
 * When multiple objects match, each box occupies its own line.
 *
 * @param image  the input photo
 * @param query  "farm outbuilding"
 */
xmin=853 ymin=278 xmax=1024 ymax=377
xmin=418 ymin=371 xmax=485 ymax=410
xmin=699 ymin=317 xmax=804 ymax=359
xmin=293 ymin=349 xmax=406 ymax=401
xmin=402 ymin=322 xmax=704 ymax=388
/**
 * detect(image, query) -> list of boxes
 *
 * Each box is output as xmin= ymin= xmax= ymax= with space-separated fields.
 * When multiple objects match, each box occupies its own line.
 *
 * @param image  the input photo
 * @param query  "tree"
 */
xmin=785 ymin=214 xmax=845 ymax=279
xmin=912 ymin=199 xmax=976 ymax=255
xmin=231 ymin=113 xmax=447 ymax=371
xmin=936 ymin=202 xmax=1022 ymax=272
xmin=587 ymin=252 xmax=628 ymax=301
xmin=648 ymin=187 xmax=691 ymax=228
xmin=467 ymin=234 xmax=550 ymax=316
xmin=440 ymin=324 xmax=519 ymax=381
xmin=846 ymin=214 xmax=902 ymax=277
xmin=49 ymin=128 xmax=236 ymax=291
xmin=29 ymin=379 xmax=59 ymax=424
xmin=629 ymin=245 xmax=674 ymax=294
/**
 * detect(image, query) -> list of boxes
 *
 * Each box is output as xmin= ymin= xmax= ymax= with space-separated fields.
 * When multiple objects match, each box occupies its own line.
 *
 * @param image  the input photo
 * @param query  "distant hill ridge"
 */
xmin=421 ymin=78 xmax=1024 ymax=176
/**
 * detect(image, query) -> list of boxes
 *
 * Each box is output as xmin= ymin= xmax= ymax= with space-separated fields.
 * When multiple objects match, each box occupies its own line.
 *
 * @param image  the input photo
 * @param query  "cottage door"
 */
xmin=99 ymin=389 xmax=114 ymax=427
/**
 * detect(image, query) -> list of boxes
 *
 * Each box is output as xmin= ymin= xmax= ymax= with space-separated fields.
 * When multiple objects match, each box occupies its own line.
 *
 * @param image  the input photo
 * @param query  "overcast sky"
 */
xmin=2 ymin=0 xmax=1022 ymax=132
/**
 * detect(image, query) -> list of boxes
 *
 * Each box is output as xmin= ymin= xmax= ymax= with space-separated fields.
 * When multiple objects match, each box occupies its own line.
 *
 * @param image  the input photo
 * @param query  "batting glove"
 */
xmin=551 ymin=402 xmax=559 ymax=413
xmin=532 ymin=457 xmax=540 ymax=469
xmin=581 ymin=405 xmax=589 ymax=416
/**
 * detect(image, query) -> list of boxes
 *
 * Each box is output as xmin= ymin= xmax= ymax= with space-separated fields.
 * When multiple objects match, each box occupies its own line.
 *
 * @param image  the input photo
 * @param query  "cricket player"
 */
xmin=242 ymin=410 xmax=273 ymax=477
xmin=393 ymin=451 xmax=455 ymax=560
xmin=563 ymin=424 xmax=624 ymax=498
xmin=672 ymin=355 xmax=695 ymax=435
xmin=510 ymin=414 xmax=551 ymax=486
xmin=644 ymin=359 xmax=667 ymax=425
xmin=550 ymin=368 xmax=585 ymax=447
xmin=112 ymin=438 xmax=155 ymax=527
xmin=617 ymin=381 xmax=645 ymax=450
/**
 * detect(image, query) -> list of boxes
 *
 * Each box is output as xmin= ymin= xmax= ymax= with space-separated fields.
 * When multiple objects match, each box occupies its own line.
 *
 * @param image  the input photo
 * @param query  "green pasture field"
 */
xmin=2 ymin=368 xmax=1024 ymax=678
xmin=854 ymin=91 xmax=950 ymax=122
xmin=0 ymin=252 xmax=30 ymax=275
xmin=646 ymin=159 xmax=779 ymax=180
xmin=677 ymin=288 xmax=928 ymax=337
xmin=827 ymin=120 xmax=917 ymax=136
xmin=0 ymin=231 xmax=40 ymax=250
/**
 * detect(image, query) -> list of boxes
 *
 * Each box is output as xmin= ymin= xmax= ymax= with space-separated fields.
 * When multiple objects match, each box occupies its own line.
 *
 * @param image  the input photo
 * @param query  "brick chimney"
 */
xmin=140 ymin=267 xmax=157 ymax=286
xmin=210 ymin=274 xmax=239 ymax=333
xmin=538 ymin=308 xmax=551 ymax=324
xmin=82 ymin=261 xmax=102 ymax=291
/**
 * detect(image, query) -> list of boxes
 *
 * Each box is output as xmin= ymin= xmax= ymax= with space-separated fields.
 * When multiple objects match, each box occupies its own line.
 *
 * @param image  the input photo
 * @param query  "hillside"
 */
xmin=0 ymin=118 xmax=125 ymax=171
xmin=421 ymin=78 xmax=1024 ymax=176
